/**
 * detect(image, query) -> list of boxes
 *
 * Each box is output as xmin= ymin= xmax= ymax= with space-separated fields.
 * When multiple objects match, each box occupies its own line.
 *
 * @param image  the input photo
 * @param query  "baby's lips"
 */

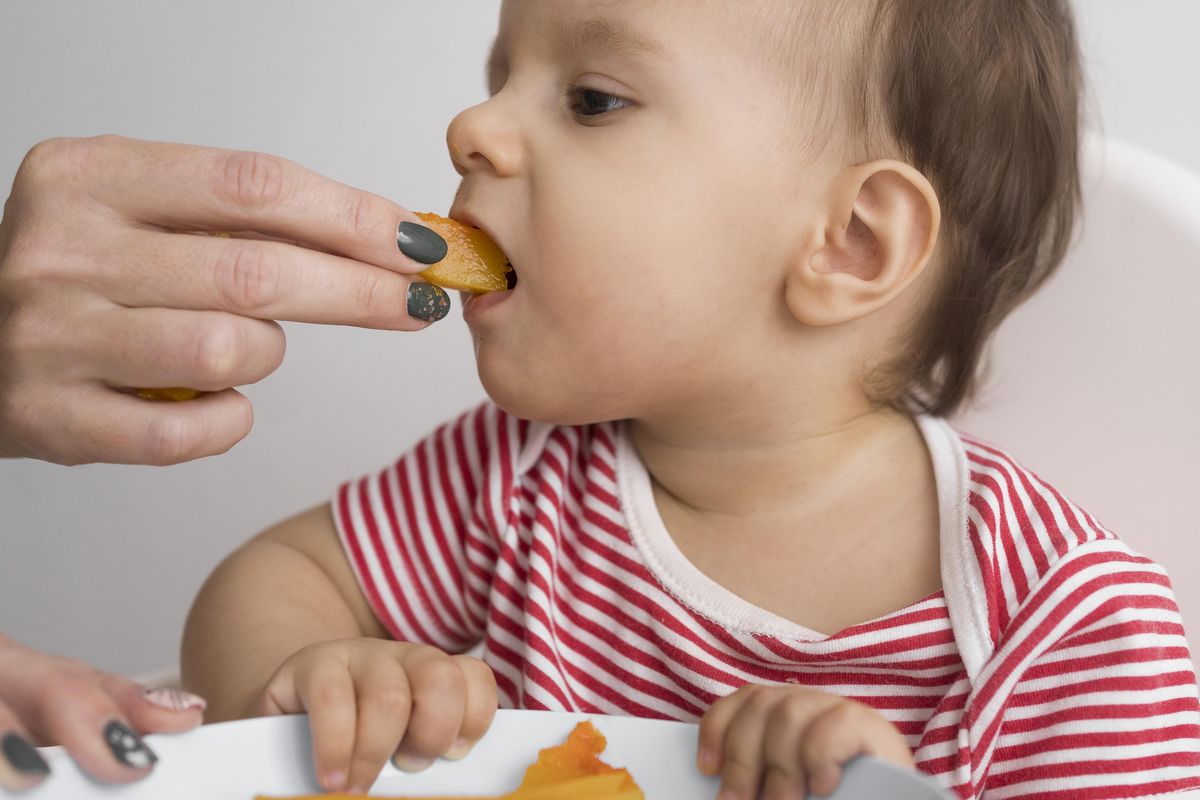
xmin=414 ymin=212 xmax=513 ymax=295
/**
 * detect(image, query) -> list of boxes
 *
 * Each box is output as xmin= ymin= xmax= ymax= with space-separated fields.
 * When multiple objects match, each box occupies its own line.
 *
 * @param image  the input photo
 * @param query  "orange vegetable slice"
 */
xmin=414 ymin=211 xmax=512 ymax=295
xmin=255 ymin=721 xmax=643 ymax=800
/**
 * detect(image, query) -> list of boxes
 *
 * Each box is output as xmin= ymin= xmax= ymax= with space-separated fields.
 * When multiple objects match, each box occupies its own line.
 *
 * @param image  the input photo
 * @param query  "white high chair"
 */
xmin=954 ymin=132 xmax=1200 ymax=639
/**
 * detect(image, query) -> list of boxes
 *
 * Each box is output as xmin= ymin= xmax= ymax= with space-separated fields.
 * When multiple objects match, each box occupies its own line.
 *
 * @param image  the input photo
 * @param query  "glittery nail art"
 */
xmin=143 ymin=688 xmax=207 ymax=712
xmin=103 ymin=721 xmax=157 ymax=769
xmin=407 ymin=282 xmax=452 ymax=322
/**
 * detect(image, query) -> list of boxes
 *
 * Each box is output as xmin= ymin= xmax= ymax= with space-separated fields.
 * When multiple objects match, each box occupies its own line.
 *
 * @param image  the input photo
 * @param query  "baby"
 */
xmin=182 ymin=1 xmax=1200 ymax=798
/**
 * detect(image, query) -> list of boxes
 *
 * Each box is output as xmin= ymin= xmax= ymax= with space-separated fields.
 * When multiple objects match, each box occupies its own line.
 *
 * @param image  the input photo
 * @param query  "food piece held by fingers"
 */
xmin=134 ymin=214 xmax=511 ymax=401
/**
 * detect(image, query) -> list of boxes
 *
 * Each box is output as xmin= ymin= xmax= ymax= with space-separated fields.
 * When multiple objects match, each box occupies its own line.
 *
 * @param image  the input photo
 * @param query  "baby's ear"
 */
xmin=785 ymin=160 xmax=940 ymax=327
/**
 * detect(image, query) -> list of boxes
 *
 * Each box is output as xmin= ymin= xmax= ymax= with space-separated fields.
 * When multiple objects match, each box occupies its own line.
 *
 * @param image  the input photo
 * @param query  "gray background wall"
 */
xmin=1 ymin=1 xmax=1197 ymax=678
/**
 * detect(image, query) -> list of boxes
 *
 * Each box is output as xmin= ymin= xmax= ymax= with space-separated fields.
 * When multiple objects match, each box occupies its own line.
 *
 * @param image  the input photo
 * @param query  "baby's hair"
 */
xmin=766 ymin=0 xmax=1084 ymax=416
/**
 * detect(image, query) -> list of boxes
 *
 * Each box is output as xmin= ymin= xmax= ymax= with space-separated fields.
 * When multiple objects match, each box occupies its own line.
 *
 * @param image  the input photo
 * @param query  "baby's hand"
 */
xmin=697 ymin=684 xmax=915 ymax=800
xmin=248 ymin=638 xmax=497 ymax=794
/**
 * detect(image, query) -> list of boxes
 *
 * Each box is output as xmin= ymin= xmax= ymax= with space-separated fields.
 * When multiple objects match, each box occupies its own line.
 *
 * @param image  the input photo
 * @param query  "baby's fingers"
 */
xmin=344 ymin=660 xmax=411 ymax=794
xmin=391 ymin=647 xmax=467 ymax=772
xmin=293 ymin=659 xmax=358 ymax=792
xmin=800 ymin=702 xmax=914 ymax=798
xmin=715 ymin=691 xmax=772 ymax=800
xmin=447 ymin=656 xmax=498 ymax=759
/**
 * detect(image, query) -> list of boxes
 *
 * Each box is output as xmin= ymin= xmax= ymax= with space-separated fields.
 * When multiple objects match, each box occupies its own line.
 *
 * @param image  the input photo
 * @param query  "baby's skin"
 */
xmin=185 ymin=1 xmax=946 ymax=797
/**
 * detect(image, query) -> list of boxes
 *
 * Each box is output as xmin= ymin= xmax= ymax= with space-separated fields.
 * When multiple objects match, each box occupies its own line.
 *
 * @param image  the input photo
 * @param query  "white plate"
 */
xmin=27 ymin=709 xmax=952 ymax=799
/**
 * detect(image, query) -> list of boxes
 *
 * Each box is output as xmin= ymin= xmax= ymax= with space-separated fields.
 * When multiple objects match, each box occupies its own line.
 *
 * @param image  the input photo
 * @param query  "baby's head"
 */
xmin=447 ymin=0 xmax=1082 ymax=427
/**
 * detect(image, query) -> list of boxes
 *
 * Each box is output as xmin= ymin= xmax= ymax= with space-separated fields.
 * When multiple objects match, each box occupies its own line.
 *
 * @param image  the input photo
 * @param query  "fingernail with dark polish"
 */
xmin=397 ymin=221 xmax=448 ymax=265
xmin=1 ymin=732 xmax=50 ymax=777
xmin=407 ymin=282 xmax=451 ymax=322
xmin=103 ymin=721 xmax=157 ymax=769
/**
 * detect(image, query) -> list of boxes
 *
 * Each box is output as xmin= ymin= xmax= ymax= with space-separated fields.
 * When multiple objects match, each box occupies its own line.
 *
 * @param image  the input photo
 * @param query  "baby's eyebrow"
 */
xmin=556 ymin=15 xmax=672 ymax=62
xmin=485 ymin=13 xmax=673 ymax=82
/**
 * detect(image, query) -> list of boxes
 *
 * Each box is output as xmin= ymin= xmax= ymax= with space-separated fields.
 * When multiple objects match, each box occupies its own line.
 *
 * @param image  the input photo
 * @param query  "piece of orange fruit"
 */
xmin=136 ymin=387 xmax=200 ymax=402
xmin=415 ymin=211 xmax=512 ymax=295
xmin=256 ymin=721 xmax=643 ymax=800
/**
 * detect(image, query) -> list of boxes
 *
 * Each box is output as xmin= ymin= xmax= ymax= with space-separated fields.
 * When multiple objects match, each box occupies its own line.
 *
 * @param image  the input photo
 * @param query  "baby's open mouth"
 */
xmin=505 ymin=260 xmax=518 ymax=290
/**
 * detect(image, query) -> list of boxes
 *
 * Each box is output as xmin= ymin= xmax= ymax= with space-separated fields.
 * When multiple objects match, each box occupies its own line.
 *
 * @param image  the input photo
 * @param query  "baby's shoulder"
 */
xmin=956 ymin=430 xmax=1118 ymax=557
xmin=952 ymin=429 xmax=1160 ymax=611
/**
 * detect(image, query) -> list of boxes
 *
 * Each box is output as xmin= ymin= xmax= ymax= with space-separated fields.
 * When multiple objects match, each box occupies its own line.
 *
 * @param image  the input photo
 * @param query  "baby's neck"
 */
xmin=628 ymin=398 xmax=943 ymax=633
xmin=629 ymin=400 xmax=919 ymax=521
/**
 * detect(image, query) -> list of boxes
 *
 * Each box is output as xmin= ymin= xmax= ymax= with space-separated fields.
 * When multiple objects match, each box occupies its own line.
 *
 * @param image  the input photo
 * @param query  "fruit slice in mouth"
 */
xmin=415 ymin=211 xmax=514 ymax=294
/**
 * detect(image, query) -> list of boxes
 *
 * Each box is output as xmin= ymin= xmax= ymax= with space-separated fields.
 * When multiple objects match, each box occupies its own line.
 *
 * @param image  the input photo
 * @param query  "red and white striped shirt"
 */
xmin=333 ymin=403 xmax=1200 ymax=799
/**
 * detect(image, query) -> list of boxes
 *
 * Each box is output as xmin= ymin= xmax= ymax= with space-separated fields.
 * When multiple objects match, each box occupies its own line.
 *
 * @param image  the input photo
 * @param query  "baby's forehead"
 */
xmin=491 ymin=0 xmax=855 ymax=99
xmin=493 ymin=0 xmax=785 ymax=67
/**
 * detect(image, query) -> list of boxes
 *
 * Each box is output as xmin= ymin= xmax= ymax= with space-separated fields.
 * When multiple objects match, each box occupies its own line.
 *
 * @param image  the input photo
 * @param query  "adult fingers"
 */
xmin=391 ymin=648 xmax=467 ymax=772
xmin=75 ymin=136 xmax=441 ymax=276
xmin=446 ymin=656 xmax=498 ymax=759
xmin=95 ymin=228 xmax=446 ymax=330
xmin=98 ymin=674 xmax=206 ymax=737
xmin=8 ymin=383 xmax=252 ymax=466
xmin=83 ymin=306 xmax=286 ymax=392
xmin=31 ymin=676 xmax=157 ymax=785
xmin=345 ymin=659 xmax=411 ymax=794
xmin=0 ymin=701 xmax=50 ymax=792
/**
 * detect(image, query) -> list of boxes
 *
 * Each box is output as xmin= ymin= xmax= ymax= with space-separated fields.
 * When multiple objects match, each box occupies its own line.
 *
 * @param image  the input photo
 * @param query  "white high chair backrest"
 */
xmin=953 ymin=133 xmax=1200 ymax=639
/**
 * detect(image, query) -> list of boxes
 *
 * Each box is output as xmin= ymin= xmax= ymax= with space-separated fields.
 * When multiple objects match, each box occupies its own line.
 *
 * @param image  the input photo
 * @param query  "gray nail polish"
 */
xmin=1 ymin=732 xmax=50 ymax=776
xmin=407 ymin=282 xmax=451 ymax=322
xmin=397 ymin=221 xmax=448 ymax=265
xmin=103 ymin=720 xmax=157 ymax=769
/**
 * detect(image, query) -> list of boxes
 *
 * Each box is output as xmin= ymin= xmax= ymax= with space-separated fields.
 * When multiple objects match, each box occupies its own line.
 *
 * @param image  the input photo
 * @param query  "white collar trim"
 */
xmin=613 ymin=416 xmax=993 ymax=675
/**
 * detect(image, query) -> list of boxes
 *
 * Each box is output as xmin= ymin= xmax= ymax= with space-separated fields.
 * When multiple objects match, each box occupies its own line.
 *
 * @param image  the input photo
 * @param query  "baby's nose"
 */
xmin=446 ymin=96 xmax=526 ymax=179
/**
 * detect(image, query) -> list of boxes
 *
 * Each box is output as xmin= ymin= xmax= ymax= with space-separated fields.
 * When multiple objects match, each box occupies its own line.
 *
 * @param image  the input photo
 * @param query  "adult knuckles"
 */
xmin=190 ymin=318 xmax=243 ymax=386
xmin=141 ymin=408 xmax=203 ymax=466
xmin=354 ymin=270 xmax=404 ymax=326
xmin=342 ymin=191 xmax=386 ymax=245
xmin=16 ymin=135 xmax=128 ymax=189
xmin=211 ymin=241 xmax=282 ymax=314
xmin=41 ymin=672 xmax=113 ymax=722
xmin=16 ymin=138 xmax=82 ymax=187
xmin=213 ymin=150 xmax=288 ymax=215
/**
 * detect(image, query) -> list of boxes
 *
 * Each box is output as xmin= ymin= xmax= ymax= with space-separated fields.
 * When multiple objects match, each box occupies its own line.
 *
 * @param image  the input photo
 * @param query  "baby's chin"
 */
xmin=476 ymin=358 xmax=618 ymax=426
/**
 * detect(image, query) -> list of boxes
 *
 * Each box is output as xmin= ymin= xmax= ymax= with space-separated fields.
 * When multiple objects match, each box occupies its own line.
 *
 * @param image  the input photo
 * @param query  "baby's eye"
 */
xmin=568 ymin=86 xmax=631 ymax=118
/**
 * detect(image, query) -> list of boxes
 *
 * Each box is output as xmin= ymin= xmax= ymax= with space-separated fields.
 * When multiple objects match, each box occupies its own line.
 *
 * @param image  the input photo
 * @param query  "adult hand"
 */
xmin=0 ymin=633 xmax=206 ymax=790
xmin=0 ymin=135 xmax=451 ymax=466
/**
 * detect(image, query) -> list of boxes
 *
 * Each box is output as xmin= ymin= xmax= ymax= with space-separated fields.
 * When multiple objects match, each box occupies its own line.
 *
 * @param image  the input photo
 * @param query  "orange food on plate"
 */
xmin=136 ymin=387 xmax=201 ymax=402
xmin=414 ymin=211 xmax=512 ymax=295
xmin=256 ymin=721 xmax=643 ymax=800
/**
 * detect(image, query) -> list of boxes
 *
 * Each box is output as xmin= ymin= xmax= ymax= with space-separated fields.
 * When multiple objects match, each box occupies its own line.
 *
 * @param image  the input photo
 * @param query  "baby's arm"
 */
xmin=181 ymin=505 xmax=379 ymax=720
xmin=181 ymin=504 xmax=497 ymax=793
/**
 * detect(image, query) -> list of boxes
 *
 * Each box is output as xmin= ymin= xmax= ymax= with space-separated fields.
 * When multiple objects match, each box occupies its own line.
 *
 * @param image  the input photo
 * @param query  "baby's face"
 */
xmin=448 ymin=0 xmax=828 ymax=424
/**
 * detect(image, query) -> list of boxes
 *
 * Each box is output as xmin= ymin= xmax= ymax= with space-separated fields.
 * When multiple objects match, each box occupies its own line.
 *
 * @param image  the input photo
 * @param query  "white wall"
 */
xmin=0 ymin=1 xmax=1197 ymax=677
